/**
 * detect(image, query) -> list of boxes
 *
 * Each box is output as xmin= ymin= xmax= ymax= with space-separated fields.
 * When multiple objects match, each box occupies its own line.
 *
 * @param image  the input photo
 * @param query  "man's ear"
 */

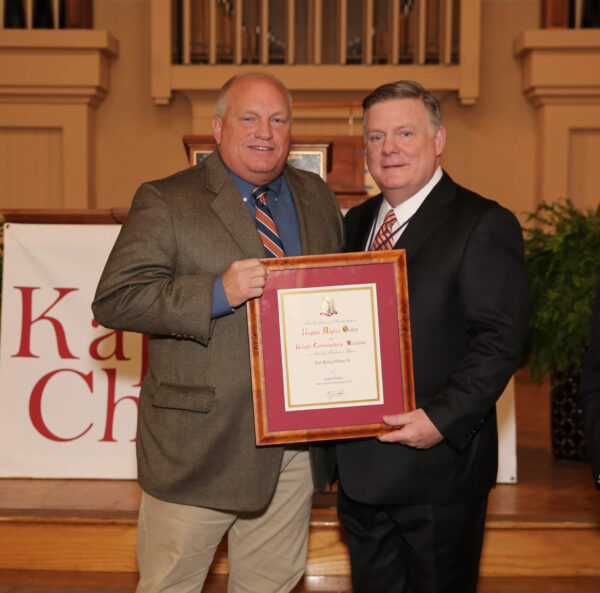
xmin=434 ymin=125 xmax=447 ymax=157
xmin=211 ymin=115 xmax=223 ymax=144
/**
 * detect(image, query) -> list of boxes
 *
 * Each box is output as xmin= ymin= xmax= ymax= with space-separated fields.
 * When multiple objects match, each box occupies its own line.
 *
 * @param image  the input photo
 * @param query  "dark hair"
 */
xmin=362 ymin=80 xmax=442 ymax=130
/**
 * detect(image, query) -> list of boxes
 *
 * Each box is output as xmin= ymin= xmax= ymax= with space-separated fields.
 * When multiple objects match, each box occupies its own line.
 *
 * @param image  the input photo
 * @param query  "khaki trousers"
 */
xmin=136 ymin=448 xmax=313 ymax=593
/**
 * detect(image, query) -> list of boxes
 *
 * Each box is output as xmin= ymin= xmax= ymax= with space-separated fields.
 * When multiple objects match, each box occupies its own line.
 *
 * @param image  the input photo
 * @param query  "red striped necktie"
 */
xmin=371 ymin=209 xmax=398 ymax=251
xmin=252 ymin=185 xmax=285 ymax=258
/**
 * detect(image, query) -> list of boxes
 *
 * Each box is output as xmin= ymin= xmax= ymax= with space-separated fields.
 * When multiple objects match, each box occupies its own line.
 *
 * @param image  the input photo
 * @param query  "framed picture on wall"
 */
xmin=182 ymin=136 xmax=332 ymax=181
xmin=191 ymin=149 xmax=212 ymax=166
xmin=286 ymin=148 xmax=327 ymax=179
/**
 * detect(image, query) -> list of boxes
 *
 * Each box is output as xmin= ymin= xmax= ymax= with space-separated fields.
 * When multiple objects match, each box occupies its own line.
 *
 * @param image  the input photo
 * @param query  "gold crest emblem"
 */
xmin=320 ymin=296 xmax=338 ymax=317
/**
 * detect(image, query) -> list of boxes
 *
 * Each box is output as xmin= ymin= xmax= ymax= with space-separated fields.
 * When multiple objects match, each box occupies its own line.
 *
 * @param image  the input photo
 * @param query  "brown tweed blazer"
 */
xmin=92 ymin=151 xmax=344 ymax=512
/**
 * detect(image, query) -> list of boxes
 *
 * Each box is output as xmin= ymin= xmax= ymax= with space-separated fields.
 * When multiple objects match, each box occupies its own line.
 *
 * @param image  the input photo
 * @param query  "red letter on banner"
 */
xmin=29 ymin=369 xmax=94 ymax=441
xmin=89 ymin=319 xmax=131 ymax=361
xmin=99 ymin=368 xmax=139 ymax=442
xmin=12 ymin=287 xmax=79 ymax=359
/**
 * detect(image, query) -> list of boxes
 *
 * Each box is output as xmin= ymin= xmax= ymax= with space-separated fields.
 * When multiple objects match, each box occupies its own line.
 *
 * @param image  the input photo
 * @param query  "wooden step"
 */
xmin=480 ymin=514 xmax=600 ymax=577
xmin=1 ymin=371 xmax=599 ymax=582
xmin=1 ymin=491 xmax=599 ymax=578
xmin=2 ymin=571 xmax=600 ymax=593
xmin=0 ymin=572 xmax=351 ymax=593
xmin=478 ymin=576 xmax=600 ymax=593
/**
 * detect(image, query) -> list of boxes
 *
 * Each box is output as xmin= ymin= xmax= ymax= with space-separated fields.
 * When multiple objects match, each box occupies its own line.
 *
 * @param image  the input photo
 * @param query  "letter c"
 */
xmin=29 ymin=369 xmax=93 ymax=442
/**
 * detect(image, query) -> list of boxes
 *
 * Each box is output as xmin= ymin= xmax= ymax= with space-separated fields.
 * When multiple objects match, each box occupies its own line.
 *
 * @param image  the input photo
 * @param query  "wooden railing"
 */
xmin=1 ymin=0 xmax=92 ymax=29
xmin=173 ymin=0 xmax=459 ymax=67
xmin=541 ymin=0 xmax=600 ymax=28
xmin=151 ymin=0 xmax=482 ymax=107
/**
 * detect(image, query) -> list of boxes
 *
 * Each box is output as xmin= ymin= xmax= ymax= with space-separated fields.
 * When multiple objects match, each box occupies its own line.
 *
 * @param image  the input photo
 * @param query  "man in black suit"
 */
xmin=579 ymin=280 xmax=600 ymax=491
xmin=331 ymin=80 xmax=529 ymax=593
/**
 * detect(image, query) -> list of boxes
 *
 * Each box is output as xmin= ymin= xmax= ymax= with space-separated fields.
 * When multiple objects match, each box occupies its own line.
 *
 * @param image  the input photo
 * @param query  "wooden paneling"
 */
xmin=0 ymin=30 xmax=118 ymax=208
xmin=0 ymin=518 xmax=138 ymax=572
xmin=541 ymin=0 xmax=570 ymax=28
xmin=514 ymin=30 xmax=600 ymax=205
xmin=569 ymin=129 xmax=600 ymax=212
xmin=0 ymin=127 xmax=63 ymax=208
xmin=1 ymin=209 xmax=128 ymax=224
xmin=64 ymin=0 xmax=93 ymax=28
xmin=326 ymin=136 xmax=365 ymax=195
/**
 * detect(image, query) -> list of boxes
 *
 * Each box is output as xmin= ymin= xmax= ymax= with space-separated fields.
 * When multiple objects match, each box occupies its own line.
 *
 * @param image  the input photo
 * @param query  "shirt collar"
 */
xmin=380 ymin=166 xmax=443 ymax=221
xmin=227 ymin=167 xmax=283 ymax=198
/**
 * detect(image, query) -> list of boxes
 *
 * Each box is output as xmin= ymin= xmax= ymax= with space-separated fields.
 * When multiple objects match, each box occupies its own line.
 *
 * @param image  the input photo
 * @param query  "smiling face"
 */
xmin=364 ymin=98 xmax=446 ymax=206
xmin=211 ymin=75 xmax=291 ymax=186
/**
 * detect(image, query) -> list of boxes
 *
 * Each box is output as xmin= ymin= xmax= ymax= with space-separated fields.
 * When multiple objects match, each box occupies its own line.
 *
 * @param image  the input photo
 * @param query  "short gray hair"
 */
xmin=214 ymin=72 xmax=293 ymax=118
xmin=362 ymin=80 xmax=443 ymax=132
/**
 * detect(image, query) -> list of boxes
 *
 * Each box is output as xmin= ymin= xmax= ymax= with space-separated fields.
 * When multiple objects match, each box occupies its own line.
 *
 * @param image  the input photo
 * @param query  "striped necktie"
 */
xmin=371 ymin=209 xmax=398 ymax=251
xmin=252 ymin=185 xmax=285 ymax=258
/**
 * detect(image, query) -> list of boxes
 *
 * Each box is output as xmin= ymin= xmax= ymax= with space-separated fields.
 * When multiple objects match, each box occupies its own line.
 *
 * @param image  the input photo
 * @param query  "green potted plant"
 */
xmin=524 ymin=199 xmax=600 ymax=460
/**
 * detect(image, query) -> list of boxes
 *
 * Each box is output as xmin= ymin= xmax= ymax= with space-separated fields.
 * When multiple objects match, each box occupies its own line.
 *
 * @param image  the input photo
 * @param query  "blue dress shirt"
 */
xmin=211 ymin=168 xmax=302 ymax=318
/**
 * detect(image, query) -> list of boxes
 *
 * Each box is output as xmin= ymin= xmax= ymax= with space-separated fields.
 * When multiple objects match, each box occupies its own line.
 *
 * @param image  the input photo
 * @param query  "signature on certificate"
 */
xmin=325 ymin=389 xmax=346 ymax=400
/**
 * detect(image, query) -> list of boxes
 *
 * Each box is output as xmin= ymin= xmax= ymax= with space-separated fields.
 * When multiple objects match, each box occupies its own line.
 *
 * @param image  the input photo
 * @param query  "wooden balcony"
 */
xmin=150 ymin=0 xmax=483 ymax=127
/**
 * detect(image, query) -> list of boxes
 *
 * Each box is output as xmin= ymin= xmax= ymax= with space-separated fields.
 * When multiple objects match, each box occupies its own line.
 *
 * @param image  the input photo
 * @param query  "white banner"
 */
xmin=0 ymin=223 xmax=141 ymax=478
xmin=0 ymin=223 xmax=517 ymax=482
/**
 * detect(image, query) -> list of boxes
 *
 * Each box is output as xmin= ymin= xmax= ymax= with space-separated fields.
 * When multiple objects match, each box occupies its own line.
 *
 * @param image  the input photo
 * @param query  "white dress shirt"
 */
xmin=367 ymin=167 xmax=443 ymax=251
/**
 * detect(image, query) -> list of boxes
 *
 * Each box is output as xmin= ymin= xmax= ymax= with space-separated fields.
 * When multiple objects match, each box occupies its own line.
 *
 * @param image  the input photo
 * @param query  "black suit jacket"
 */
xmin=333 ymin=172 xmax=529 ymax=505
xmin=579 ymin=280 xmax=600 ymax=491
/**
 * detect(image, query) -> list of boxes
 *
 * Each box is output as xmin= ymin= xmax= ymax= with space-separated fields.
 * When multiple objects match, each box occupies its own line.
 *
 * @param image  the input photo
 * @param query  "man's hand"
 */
xmin=222 ymin=259 xmax=268 ymax=308
xmin=377 ymin=408 xmax=444 ymax=449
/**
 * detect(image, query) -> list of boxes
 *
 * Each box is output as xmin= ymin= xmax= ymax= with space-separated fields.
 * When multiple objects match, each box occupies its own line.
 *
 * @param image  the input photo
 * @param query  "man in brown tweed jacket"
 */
xmin=92 ymin=72 xmax=343 ymax=593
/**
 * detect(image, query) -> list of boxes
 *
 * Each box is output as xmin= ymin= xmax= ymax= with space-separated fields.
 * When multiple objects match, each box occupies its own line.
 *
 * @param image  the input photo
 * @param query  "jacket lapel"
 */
xmin=348 ymin=195 xmax=382 ymax=252
xmin=205 ymin=151 xmax=265 ymax=258
xmin=393 ymin=172 xmax=456 ymax=263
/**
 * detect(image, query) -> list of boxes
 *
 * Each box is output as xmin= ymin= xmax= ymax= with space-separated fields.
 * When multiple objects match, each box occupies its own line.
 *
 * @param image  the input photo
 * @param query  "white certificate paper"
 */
xmin=278 ymin=284 xmax=384 ymax=411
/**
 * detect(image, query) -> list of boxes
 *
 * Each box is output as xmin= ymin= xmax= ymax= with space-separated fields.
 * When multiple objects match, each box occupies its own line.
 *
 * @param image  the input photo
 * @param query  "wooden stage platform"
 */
xmin=1 ymin=368 xmax=599 ymax=592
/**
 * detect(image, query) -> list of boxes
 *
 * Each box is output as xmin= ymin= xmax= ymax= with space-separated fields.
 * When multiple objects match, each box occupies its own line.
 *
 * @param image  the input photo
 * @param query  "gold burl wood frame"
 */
xmin=247 ymin=251 xmax=415 ymax=445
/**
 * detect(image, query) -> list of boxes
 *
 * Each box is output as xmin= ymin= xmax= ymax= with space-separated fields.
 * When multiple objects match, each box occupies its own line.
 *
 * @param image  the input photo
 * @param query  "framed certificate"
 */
xmin=247 ymin=251 xmax=415 ymax=445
